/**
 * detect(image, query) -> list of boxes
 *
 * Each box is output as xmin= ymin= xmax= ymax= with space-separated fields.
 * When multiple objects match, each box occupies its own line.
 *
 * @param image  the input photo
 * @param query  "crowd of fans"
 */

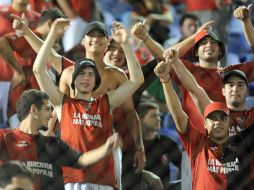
xmin=0 ymin=0 xmax=254 ymax=190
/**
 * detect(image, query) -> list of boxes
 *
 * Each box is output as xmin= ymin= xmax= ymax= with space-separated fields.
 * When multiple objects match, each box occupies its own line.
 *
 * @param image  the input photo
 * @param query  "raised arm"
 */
xmin=234 ymin=4 xmax=254 ymax=52
xmin=0 ymin=36 xmax=25 ymax=85
xmin=33 ymin=19 xmax=69 ymax=110
xmin=154 ymin=58 xmax=188 ymax=134
xmin=108 ymin=22 xmax=144 ymax=110
xmin=55 ymin=0 xmax=77 ymax=19
xmin=131 ymin=19 xmax=165 ymax=61
xmin=164 ymin=49 xmax=212 ymax=114
xmin=11 ymin=14 xmax=63 ymax=74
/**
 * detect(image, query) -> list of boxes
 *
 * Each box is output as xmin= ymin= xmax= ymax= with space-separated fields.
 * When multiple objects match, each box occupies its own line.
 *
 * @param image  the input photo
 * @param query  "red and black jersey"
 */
xmin=179 ymin=121 xmax=254 ymax=190
xmin=0 ymin=129 xmax=81 ymax=190
xmin=60 ymin=95 xmax=116 ymax=187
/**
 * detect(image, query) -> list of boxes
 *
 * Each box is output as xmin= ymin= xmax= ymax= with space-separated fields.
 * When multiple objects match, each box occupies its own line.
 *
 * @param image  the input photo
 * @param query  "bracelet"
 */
xmin=142 ymin=34 xmax=150 ymax=43
xmin=160 ymin=78 xmax=170 ymax=83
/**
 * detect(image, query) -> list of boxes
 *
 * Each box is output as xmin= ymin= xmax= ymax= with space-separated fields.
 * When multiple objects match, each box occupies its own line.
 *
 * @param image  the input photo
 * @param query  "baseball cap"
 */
xmin=193 ymin=30 xmax=225 ymax=60
xmin=204 ymin=102 xmax=229 ymax=118
xmin=84 ymin=21 xmax=108 ymax=37
xmin=221 ymin=69 xmax=248 ymax=85
xmin=71 ymin=59 xmax=101 ymax=91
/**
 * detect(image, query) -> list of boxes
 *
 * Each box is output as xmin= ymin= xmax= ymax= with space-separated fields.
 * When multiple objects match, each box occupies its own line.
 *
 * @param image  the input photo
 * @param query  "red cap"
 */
xmin=204 ymin=102 xmax=229 ymax=118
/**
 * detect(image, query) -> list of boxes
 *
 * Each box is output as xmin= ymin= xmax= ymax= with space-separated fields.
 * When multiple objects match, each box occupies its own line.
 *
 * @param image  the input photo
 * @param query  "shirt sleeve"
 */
xmin=178 ymin=119 xmax=205 ymax=158
xmin=170 ymin=59 xmax=196 ymax=85
xmin=221 ymin=61 xmax=254 ymax=82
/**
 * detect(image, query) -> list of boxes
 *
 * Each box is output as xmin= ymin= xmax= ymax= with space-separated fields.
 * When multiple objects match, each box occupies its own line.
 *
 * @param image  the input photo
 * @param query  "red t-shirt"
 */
xmin=60 ymin=95 xmax=116 ymax=188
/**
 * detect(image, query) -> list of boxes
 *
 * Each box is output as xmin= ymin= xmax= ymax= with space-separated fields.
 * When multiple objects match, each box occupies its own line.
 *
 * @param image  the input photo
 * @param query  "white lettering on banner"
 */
xmin=72 ymin=112 xmax=102 ymax=128
xmin=229 ymin=125 xmax=244 ymax=137
xmin=207 ymin=158 xmax=240 ymax=174
xmin=24 ymin=161 xmax=53 ymax=178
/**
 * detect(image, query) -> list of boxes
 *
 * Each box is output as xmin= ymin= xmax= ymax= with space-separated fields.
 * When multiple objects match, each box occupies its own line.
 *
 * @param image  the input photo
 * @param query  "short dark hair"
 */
xmin=179 ymin=13 xmax=200 ymax=27
xmin=16 ymin=89 xmax=49 ymax=121
xmin=0 ymin=161 xmax=34 ymax=188
xmin=38 ymin=8 xmax=65 ymax=26
xmin=137 ymin=101 xmax=159 ymax=119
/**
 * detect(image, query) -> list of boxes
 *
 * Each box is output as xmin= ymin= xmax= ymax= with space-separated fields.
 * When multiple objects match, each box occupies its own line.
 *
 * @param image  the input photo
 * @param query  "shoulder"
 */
xmin=103 ymin=63 xmax=127 ymax=80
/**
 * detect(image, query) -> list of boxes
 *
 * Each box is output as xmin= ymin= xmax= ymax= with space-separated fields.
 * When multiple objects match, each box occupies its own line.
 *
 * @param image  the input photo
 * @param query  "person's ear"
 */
xmin=222 ymin=86 xmax=226 ymax=97
xmin=30 ymin=104 xmax=39 ymax=119
xmin=47 ymin=19 xmax=53 ymax=28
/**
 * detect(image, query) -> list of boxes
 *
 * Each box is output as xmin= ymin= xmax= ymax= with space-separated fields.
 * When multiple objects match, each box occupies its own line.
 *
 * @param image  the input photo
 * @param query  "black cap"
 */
xmin=221 ymin=70 xmax=248 ymax=85
xmin=193 ymin=30 xmax=225 ymax=61
xmin=71 ymin=59 xmax=101 ymax=91
xmin=84 ymin=21 xmax=108 ymax=37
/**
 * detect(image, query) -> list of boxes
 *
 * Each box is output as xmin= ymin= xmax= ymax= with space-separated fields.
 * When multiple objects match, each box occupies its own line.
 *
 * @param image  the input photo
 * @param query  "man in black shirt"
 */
xmin=0 ymin=89 xmax=120 ymax=190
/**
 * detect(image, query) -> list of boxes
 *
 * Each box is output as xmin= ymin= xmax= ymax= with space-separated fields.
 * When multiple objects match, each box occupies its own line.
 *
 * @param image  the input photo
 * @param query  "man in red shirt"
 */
xmin=0 ymin=89 xmax=121 ymax=190
xmin=0 ymin=8 xmax=65 ymax=129
xmin=32 ymin=19 xmax=144 ymax=190
xmin=0 ymin=0 xmax=40 ymax=128
xmin=154 ymin=55 xmax=254 ymax=189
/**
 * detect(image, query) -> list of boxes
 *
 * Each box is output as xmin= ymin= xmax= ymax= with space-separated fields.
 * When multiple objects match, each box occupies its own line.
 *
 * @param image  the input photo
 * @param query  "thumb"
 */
xmin=143 ymin=19 xmax=149 ymax=27
xmin=248 ymin=4 xmax=253 ymax=13
xmin=21 ymin=13 xmax=28 ymax=22
xmin=176 ymin=46 xmax=182 ymax=55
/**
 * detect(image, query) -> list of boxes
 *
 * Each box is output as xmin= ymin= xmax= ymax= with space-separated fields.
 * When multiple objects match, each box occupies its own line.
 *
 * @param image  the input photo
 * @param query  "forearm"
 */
xmin=78 ymin=144 xmax=108 ymax=167
xmin=170 ymin=34 xmax=195 ymax=57
xmin=143 ymin=35 xmax=165 ymax=61
xmin=0 ymin=38 xmax=23 ymax=74
xmin=149 ymin=13 xmax=172 ymax=23
xmin=172 ymin=59 xmax=210 ymax=111
xmin=242 ymin=19 xmax=254 ymax=49
xmin=162 ymin=80 xmax=188 ymax=134
xmin=56 ymin=0 xmax=76 ymax=19
xmin=172 ymin=59 xmax=198 ymax=94
xmin=33 ymin=30 xmax=58 ymax=74
xmin=127 ymin=111 xmax=144 ymax=150
xmin=122 ymin=43 xmax=144 ymax=84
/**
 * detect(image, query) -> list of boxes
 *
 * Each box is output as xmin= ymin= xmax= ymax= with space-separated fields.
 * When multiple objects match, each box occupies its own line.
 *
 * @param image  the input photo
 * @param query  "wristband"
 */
xmin=142 ymin=34 xmax=149 ymax=43
xmin=160 ymin=78 xmax=170 ymax=83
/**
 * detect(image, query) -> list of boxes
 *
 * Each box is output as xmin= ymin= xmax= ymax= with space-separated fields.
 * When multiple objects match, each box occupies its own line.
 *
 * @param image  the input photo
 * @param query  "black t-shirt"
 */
xmin=224 ymin=123 xmax=254 ymax=190
xmin=122 ymin=134 xmax=181 ymax=189
xmin=143 ymin=135 xmax=182 ymax=185
xmin=0 ymin=129 xmax=81 ymax=190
